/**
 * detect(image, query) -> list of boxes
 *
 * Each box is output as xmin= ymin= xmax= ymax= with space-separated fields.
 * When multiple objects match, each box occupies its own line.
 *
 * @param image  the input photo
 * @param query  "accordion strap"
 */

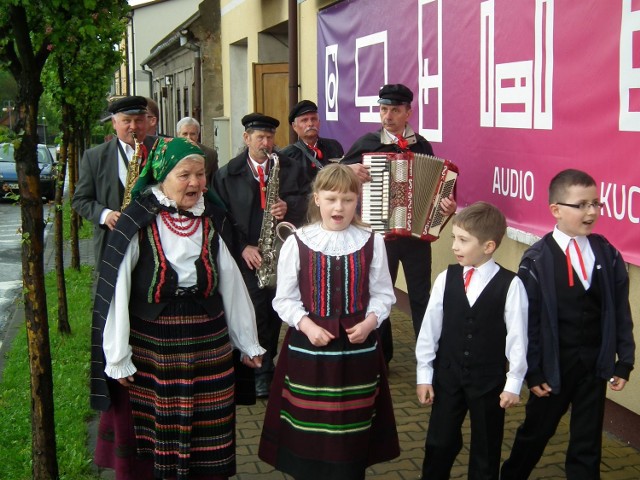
xmin=294 ymin=142 xmax=325 ymax=170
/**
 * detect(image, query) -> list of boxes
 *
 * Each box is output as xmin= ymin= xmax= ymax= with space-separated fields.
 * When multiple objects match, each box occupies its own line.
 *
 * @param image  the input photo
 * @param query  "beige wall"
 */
xmin=220 ymin=0 xmax=639 ymax=416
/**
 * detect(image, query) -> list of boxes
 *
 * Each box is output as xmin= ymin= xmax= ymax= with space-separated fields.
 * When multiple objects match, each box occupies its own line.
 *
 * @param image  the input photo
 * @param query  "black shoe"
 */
xmin=255 ymin=375 xmax=271 ymax=399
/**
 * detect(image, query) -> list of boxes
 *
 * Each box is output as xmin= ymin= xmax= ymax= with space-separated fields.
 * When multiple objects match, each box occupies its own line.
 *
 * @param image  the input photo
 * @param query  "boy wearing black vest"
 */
xmin=501 ymin=169 xmax=635 ymax=479
xmin=416 ymin=201 xmax=528 ymax=480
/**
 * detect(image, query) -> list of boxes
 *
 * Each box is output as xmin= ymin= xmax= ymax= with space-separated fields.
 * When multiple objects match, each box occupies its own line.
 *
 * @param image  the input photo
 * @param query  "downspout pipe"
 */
xmin=193 ymin=48 xmax=202 ymax=123
xmin=288 ymin=0 xmax=298 ymax=144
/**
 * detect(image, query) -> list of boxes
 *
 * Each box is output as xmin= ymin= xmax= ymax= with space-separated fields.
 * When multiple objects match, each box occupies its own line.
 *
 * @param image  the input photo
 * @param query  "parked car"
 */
xmin=0 ymin=143 xmax=57 ymax=200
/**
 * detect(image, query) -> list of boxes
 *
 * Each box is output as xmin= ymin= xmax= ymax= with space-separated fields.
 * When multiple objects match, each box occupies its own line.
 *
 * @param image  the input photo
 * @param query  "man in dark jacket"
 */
xmin=279 ymin=100 xmax=344 ymax=194
xmin=213 ymin=113 xmax=306 ymax=397
xmin=73 ymin=96 xmax=156 ymax=271
xmin=341 ymin=84 xmax=456 ymax=364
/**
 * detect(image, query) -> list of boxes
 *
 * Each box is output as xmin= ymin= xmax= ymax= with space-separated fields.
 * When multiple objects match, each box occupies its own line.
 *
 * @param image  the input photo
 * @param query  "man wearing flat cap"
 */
xmin=73 ymin=95 xmax=157 ymax=272
xmin=342 ymin=84 xmax=456 ymax=365
xmin=214 ymin=113 xmax=306 ymax=398
xmin=280 ymin=100 xmax=344 ymax=192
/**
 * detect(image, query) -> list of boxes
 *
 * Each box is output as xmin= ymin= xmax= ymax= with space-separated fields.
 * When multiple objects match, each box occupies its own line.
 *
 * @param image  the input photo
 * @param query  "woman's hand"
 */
xmin=346 ymin=314 xmax=377 ymax=344
xmin=298 ymin=316 xmax=335 ymax=347
xmin=117 ymin=376 xmax=135 ymax=388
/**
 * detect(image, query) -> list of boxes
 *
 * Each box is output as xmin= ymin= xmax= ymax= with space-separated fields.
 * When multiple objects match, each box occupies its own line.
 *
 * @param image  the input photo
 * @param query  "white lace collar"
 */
xmin=296 ymin=223 xmax=372 ymax=256
xmin=151 ymin=186 xmax=205 ymax=216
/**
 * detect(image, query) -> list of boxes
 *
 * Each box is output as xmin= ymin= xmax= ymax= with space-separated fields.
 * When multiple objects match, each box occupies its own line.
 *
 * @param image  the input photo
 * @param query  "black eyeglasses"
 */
xmin=556 ymin=201 xmax=604 ymax=211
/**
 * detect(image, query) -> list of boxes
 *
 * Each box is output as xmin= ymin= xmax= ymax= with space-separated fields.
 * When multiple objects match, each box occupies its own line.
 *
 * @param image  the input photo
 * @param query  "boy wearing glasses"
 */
xmin=501 ymin=169 xmax=635 ymax=480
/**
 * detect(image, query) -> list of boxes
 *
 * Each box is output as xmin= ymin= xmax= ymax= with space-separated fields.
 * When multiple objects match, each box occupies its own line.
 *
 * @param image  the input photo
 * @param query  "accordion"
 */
xmin=361 ymin=152 xmax=458 ymax=241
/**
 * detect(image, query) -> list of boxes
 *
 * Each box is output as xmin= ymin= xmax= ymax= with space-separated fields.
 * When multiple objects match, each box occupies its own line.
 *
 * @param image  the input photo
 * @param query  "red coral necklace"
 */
xmin=160 ymin=211 xmax=201 ymax=237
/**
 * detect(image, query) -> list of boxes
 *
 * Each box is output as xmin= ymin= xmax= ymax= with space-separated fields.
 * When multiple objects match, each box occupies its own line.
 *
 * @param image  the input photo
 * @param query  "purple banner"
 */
xmin=318 ymin=0 xmax=640 ymax=265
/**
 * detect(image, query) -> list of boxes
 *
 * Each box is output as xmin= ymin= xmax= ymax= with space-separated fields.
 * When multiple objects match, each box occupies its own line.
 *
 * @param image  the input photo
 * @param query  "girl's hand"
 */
xmin=298 ymin=316 xmax=335 ymax=347
xmin=346 ymin=314 xmax=377 ymax=344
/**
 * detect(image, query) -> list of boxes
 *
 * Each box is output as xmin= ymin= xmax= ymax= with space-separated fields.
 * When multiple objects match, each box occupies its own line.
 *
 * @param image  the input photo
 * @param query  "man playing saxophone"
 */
xmin=214 ymin=113 xmax=307 ymax=398
xmin=73 ymin=96 xmax=156 ymax=271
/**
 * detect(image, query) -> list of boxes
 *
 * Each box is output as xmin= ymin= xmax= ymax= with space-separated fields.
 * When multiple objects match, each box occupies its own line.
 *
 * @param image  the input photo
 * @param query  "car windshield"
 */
xmin=0 ymin=145 xmax=15 ymax=163
xmin=0 ymin=145 xmax=50 ymax=163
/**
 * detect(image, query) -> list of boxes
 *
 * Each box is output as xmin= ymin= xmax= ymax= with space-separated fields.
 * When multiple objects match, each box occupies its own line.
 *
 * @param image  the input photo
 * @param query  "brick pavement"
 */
xmin=49 ymin=237 xmax=640 ymax=479
xmin=234 ymin=308 xmax=640 ymax=480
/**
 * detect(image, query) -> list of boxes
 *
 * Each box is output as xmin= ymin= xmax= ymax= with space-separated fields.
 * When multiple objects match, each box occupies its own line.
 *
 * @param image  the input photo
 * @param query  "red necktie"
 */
xmin=257 ymin=165 xmax=266 ymax=209
xmin=463 ymin=268 xmax=475 ymax=293
xmin=565 ymin=239 xmax=588 ymax=287
xmin=307 ymin=144 xmax=323 ymax=160
xmin=396 ymin=134 xmax=408 ymax=150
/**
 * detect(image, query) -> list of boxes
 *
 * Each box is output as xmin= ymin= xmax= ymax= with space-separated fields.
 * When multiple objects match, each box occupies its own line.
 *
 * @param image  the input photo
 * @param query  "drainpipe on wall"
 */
xmin=288 ymin=0 xmax=298 ymax=144
xmin=193 ymin=48 xmax=202 ymax=123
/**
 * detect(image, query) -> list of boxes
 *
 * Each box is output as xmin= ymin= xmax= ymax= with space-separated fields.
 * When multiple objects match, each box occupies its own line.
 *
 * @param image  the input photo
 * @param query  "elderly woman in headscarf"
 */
xmin=90 ymin=137 xmax=264 ymax=480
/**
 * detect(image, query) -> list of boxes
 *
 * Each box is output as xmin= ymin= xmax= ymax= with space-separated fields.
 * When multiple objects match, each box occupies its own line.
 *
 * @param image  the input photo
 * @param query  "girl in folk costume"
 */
xmin=259 ymin=164 xmax=399 ymax=479
xmin=91 ymin=137 xmax=264 ymax=480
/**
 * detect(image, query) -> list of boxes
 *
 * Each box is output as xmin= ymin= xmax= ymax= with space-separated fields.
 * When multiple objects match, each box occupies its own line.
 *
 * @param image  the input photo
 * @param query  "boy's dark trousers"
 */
xmin=422 ymin=382 xmax=504 ymax=480
xmin=500 ymin=360 xmax=607 ymax=480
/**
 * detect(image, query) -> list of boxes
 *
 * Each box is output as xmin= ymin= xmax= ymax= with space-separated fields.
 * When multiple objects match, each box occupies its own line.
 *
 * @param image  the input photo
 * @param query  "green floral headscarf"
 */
xmin=131 ymin=137 xmax=205 ymax=200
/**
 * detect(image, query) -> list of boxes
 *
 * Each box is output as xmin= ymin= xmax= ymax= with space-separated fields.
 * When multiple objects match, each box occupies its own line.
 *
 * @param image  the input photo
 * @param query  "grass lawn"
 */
xmin=0 ymin=199 xmax=97 ymax=479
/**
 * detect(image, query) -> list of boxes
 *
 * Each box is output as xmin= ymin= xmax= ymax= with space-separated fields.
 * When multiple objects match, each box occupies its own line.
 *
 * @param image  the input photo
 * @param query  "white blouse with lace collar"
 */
xmin=272 ymin=222 xmax=396 ymax=329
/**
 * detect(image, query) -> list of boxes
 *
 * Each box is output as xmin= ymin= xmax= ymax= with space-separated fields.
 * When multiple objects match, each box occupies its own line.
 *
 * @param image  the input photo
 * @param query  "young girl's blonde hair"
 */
xmin=307 ymin=164 xmax=368 ymax=228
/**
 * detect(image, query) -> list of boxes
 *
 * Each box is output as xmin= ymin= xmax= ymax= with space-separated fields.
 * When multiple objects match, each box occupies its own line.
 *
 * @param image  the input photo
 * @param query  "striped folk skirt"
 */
xmin=128 ymin=299 xmax=235 ymax=480
xmin=259 ymin=325 xmax=400 ymax=479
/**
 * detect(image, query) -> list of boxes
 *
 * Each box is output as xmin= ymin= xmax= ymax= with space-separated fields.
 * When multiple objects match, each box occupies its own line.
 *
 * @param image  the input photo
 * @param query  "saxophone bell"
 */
xmin=276 ymin=221 xmax=296 ymax=243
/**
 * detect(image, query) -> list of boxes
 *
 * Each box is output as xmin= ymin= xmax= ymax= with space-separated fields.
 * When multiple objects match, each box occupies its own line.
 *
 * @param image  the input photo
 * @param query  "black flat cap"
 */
xmin=288 ymin=100 xmax=318 ymax=124
xmin=242 ymin=113 xmax=280 ymax=132
xmin=378 ymin=84 xmax=413 ymax=105
xmin=108 ymin=96 xmax=148 ymax=115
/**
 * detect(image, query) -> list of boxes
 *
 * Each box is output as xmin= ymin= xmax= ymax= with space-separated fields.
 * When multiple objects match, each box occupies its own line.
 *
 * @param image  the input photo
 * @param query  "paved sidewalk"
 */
xmin=233 ymin=308 xmax=640 ymax=479
xmin=38 ymin=235 xmax=640 ymax=479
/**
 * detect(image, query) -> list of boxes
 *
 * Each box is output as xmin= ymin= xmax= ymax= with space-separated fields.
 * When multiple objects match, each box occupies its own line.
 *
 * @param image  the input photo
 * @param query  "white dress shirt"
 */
xmin=99 ymin=139 xmax=135 ymax=225
xmin=416 ymin=258 xmax=529 ymax=395
xmin=272 ymin=223 xmax=396 ymax=329
xmin=552 ymin=226 xmax=595 ymax=290
xmin=103 ymin=188 xmax=264 ymax=380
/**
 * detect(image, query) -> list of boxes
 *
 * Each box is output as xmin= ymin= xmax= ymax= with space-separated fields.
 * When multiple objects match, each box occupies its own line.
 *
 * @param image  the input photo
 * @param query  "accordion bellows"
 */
xmin=361 ymin=152 xmax=458 ymax=241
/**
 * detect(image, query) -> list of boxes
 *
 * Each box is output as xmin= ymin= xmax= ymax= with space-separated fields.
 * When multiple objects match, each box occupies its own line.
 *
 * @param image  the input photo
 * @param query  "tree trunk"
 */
xmin=54 ymin=123 xmax=70 ymax=334
xmin=8 ymin=4 xmax=59 ymax=476
xmin=68 ymin=129 xmax=81 ymax=271
xmin=15 ymin=98 xmax=59 ymax=480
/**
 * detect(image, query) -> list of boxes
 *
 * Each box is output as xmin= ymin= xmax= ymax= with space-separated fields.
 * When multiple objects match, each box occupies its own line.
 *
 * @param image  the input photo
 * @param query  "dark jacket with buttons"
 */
xmin=518 ymin=232 xmax=635 ymax=392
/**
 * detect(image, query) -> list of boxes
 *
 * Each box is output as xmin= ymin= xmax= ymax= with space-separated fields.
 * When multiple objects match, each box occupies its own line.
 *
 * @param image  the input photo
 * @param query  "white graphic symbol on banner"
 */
xmin=620 ymin=0 xmax=640 ymax=132
xmin=480 ymin=0 xmax=554 ymax=130
xmin=418 ymin=0 xmax=443 ymax=142
xmin=325 ymin=44 xmax=339 ymax=121
xmin=354 ymin=31 xmax=388 ymax=123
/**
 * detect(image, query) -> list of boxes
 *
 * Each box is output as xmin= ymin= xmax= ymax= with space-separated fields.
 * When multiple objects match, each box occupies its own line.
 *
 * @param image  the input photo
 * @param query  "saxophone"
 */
xmin=121 ymin=132 xmax=142 ymax=210
xmin=256 ymin=149 xmax=296 ymax=289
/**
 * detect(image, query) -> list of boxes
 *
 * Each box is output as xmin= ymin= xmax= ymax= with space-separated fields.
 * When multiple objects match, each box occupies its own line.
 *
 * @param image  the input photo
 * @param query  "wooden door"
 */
xmin=254 ymin=63 xmax=289 ymax=150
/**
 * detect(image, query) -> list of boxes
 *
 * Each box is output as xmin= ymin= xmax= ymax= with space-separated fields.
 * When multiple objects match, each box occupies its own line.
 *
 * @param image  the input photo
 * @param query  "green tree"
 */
xmin=43 ymin=2 xmax=128 ymax=332
xmin=0 ymin=1 xmax=128 ymax=477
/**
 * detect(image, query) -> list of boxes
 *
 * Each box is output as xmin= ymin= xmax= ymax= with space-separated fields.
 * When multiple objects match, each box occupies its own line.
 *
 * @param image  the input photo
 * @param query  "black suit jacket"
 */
xmin=72 ymin=136 xmax=156 ymax=269
xmin=213 ymin=149 xmax=307 ymax=256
